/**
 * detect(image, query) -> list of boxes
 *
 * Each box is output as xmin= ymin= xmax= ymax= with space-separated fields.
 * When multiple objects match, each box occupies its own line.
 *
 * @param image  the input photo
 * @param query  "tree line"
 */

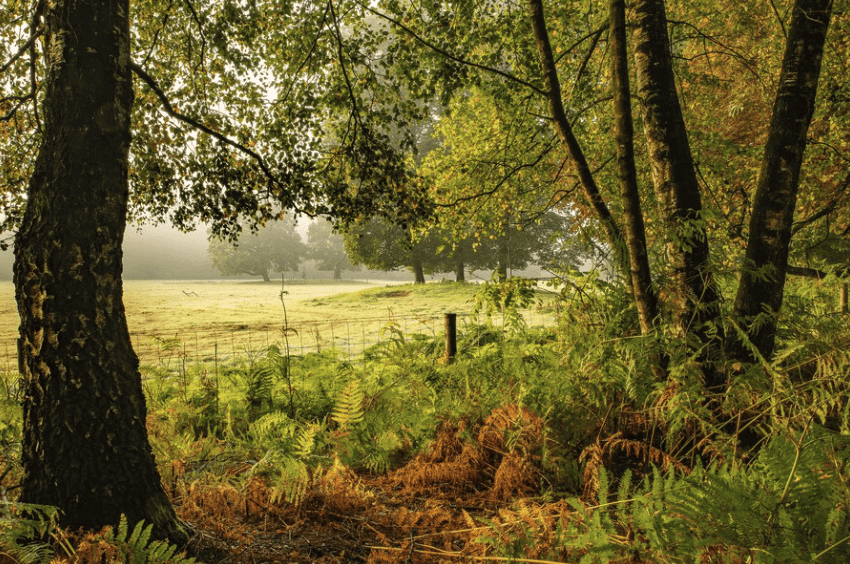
xmin=208 ymin=211 xmax=578 ymax=283
xmin=0 ymin=0 xmax=846 ymax=544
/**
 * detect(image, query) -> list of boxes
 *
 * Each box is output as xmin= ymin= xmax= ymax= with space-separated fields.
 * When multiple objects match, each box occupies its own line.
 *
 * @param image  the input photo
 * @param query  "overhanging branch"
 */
xmin=0 ymin=28 xmax=42 ymax=75
xmin=130 ymin=61 xmax=289 ymax=194
xmin=354 ymin=0 xmax=546 ymax=97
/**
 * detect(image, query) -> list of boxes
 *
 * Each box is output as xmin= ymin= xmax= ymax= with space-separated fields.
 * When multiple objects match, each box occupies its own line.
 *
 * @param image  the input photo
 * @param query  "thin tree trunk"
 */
xmin=610 ymin=0 xmax=659 ymax=337
xmin=632 ymin=0 xmax=723 ymax=386
xmin=13 ymin=0 xmax=185 ymax=542
xmin=730 ymin=0 xmax=832 ymax=361
xmin=528 ymin=0 xmax=631 ymax=290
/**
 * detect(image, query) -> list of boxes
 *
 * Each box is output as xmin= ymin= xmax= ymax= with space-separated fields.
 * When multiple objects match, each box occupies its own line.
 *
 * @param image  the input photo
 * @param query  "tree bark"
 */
xmin=632 ymin=0 xmax=723 ymax=386
xmin=413 ymin=259 xmax=426 ymax=283
xmin=261 ymin=270 xmax=271 ymax=282
xmin=13 ymin=0 xmax=185 ymax=542
xmin=528 ymin=0 xmax=631 ymax=288
xmin=497 ymin=239 xmax=509 ymax=282
xmin=455 ymin=262 xmax=466 ymax=282
xmin=730 ymin=0 xmax=832 ymax=361
xmin=610 ymin=0 xmax=660 ymax=337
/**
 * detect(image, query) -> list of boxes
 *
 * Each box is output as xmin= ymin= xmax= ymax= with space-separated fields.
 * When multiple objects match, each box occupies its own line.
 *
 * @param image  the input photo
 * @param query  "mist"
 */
xmin=0 ymin=224 xmax=218 ymax=280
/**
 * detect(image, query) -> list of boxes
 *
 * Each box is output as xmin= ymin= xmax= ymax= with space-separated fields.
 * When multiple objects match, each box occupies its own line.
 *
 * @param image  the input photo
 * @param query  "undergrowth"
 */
xmin=1 ymin=278 xmax=849 ymax=563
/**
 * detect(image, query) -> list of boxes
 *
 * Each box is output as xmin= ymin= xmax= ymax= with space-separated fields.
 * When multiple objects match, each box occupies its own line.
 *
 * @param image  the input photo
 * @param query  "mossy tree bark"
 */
xmin=610 ymin=0 xmax=660 ymax=339
xmin=730 ymin=0 xmax=832 ymax=361
xmin=632 ymin=0 xmax=724 ymax=387
xmin=13 ymin=0 xmax=185 ymax=543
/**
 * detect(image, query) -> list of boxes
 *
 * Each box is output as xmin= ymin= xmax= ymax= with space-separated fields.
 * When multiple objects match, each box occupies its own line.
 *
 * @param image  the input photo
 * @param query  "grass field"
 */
xmin=0 ymin=279 xmax=552 ymax=369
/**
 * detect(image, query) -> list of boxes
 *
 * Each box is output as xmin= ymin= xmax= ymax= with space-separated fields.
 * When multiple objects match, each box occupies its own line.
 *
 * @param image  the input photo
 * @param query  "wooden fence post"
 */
xmin=445 ymin=313 xmax=457 ymax=362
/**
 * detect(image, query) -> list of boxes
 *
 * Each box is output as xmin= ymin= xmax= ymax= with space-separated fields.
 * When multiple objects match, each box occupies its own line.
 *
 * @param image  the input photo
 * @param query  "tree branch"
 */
xmin=0 ymin=28 xmax=42 ymax=75
xmin=785 ymin=264 xmax=850 ymax=279
xmin=792 ymin=168 xmax=850 ymax=235
xmin=569 ymin=21 xmax=605 ymax=100
xmin=354 ymin=0 xmax=547 ymax=97
xmin=130 ymin=61 xmax=289 ymax=194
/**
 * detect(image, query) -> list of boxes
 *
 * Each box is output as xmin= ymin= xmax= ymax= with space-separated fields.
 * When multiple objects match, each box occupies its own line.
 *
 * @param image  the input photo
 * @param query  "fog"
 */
xmin=0 ymin=222 xmax=557 ymax=282
xmin=0 ymin=224 xmax=422 ymax=281
xmin=0 ymin=224 xmax=218 ymax=280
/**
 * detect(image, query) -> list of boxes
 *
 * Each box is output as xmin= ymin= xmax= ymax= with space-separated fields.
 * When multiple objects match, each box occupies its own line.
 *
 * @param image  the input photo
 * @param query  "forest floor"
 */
xmin=168 ymin=405 xmax=566 ymax=564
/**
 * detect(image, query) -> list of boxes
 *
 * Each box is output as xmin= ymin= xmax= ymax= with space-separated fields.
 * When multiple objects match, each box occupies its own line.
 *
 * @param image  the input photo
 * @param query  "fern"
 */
xmin=102 ymin=515 xmax=195 ymax=564
xmin=249 ymin=411 xmax=298 ymax=451
xmin=251 ymin=449 xmax=312 ymax=506
xmin=244 ymin=363 xmax=275 ymax=416
xmin=0 ymin=502 xmax=59 ymax=564
xmin=332 ymin=380 xmax=364 ymax=429
xmin=477 ymin=426 xmax=850 ymax=563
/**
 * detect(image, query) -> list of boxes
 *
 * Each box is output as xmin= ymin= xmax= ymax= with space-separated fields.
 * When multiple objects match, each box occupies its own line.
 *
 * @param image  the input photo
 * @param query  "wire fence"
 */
xmin=131 ymin=310 xmax=558 ymax=369
xmin=0 ymin=310 xmax=558 ymax=375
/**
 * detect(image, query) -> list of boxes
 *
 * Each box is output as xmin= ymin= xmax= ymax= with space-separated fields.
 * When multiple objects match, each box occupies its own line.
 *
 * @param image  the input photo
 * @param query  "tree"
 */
xmin=729 ymin=0 xmax=833 ymax=360
xmin=208 ymin=216 xmax=306 ymax=282
xmin=306 ymin=219 xmax=358 ymax=280
xmin=10 ymin=0 xmax=184 ymax=542
xmin=2 ymin=0 xmax=429 ymax=538
xmin=343 ymin=217 xmax=437 ymax=283
xmin=358 ymin=0 xmax=841 ymax=381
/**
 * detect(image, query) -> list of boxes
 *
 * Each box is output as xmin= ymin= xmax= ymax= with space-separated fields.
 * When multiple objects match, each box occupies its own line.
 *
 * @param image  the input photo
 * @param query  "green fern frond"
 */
xmin=0 ymin=502 xmax=60 ymax=564
xmin=249 ymin=411 xmax=297 ymax=448
xmin=294 ymin=424 xmax=321 ymax=458
xmin=261 ymin=451 xmax=312 ymax=506
xmin=104 ymin=516 xmax=195 ymax=564
xmin=332 ymin=381 xmax=364 ymax=429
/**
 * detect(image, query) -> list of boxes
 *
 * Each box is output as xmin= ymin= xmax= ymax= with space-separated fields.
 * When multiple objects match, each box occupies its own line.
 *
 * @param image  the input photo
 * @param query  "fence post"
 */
xmin=445 ymin=313 xmax=457 ymax=363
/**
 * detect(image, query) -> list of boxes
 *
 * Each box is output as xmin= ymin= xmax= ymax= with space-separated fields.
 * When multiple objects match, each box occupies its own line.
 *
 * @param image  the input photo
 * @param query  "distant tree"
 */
xmin=306 ymin=220 xmax=358 ymax=280
xmin=433 ymin=212 xmax=574 ymax=281
xmin=344 ymin=217 xmax=443 ymax=283
xmin=209 ymin=216 xmax=306 ymax=282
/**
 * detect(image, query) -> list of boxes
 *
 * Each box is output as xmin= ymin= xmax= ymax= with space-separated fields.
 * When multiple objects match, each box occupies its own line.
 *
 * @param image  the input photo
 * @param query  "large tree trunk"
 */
xmin=730 ymin=0 xmax=832 ymax=361
xmin=497 ymin=239 xmax=509 ymax=282
xmin=632 ymin=0 xmax=723 ymax=386
xmin=261 ymin=270 xmax=271 ymax=282
xmin=528 ymin=0 xmax=631 ymax=289
xmin=413 ymin=259 xmax=426 ymax=283
xmin=455 ymin=262 xmax=465 ymax=282
xmin=13 ymin=0 xmax=185 ymax=542
xmin=610 ymin=0 xmax=660 ymax=338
